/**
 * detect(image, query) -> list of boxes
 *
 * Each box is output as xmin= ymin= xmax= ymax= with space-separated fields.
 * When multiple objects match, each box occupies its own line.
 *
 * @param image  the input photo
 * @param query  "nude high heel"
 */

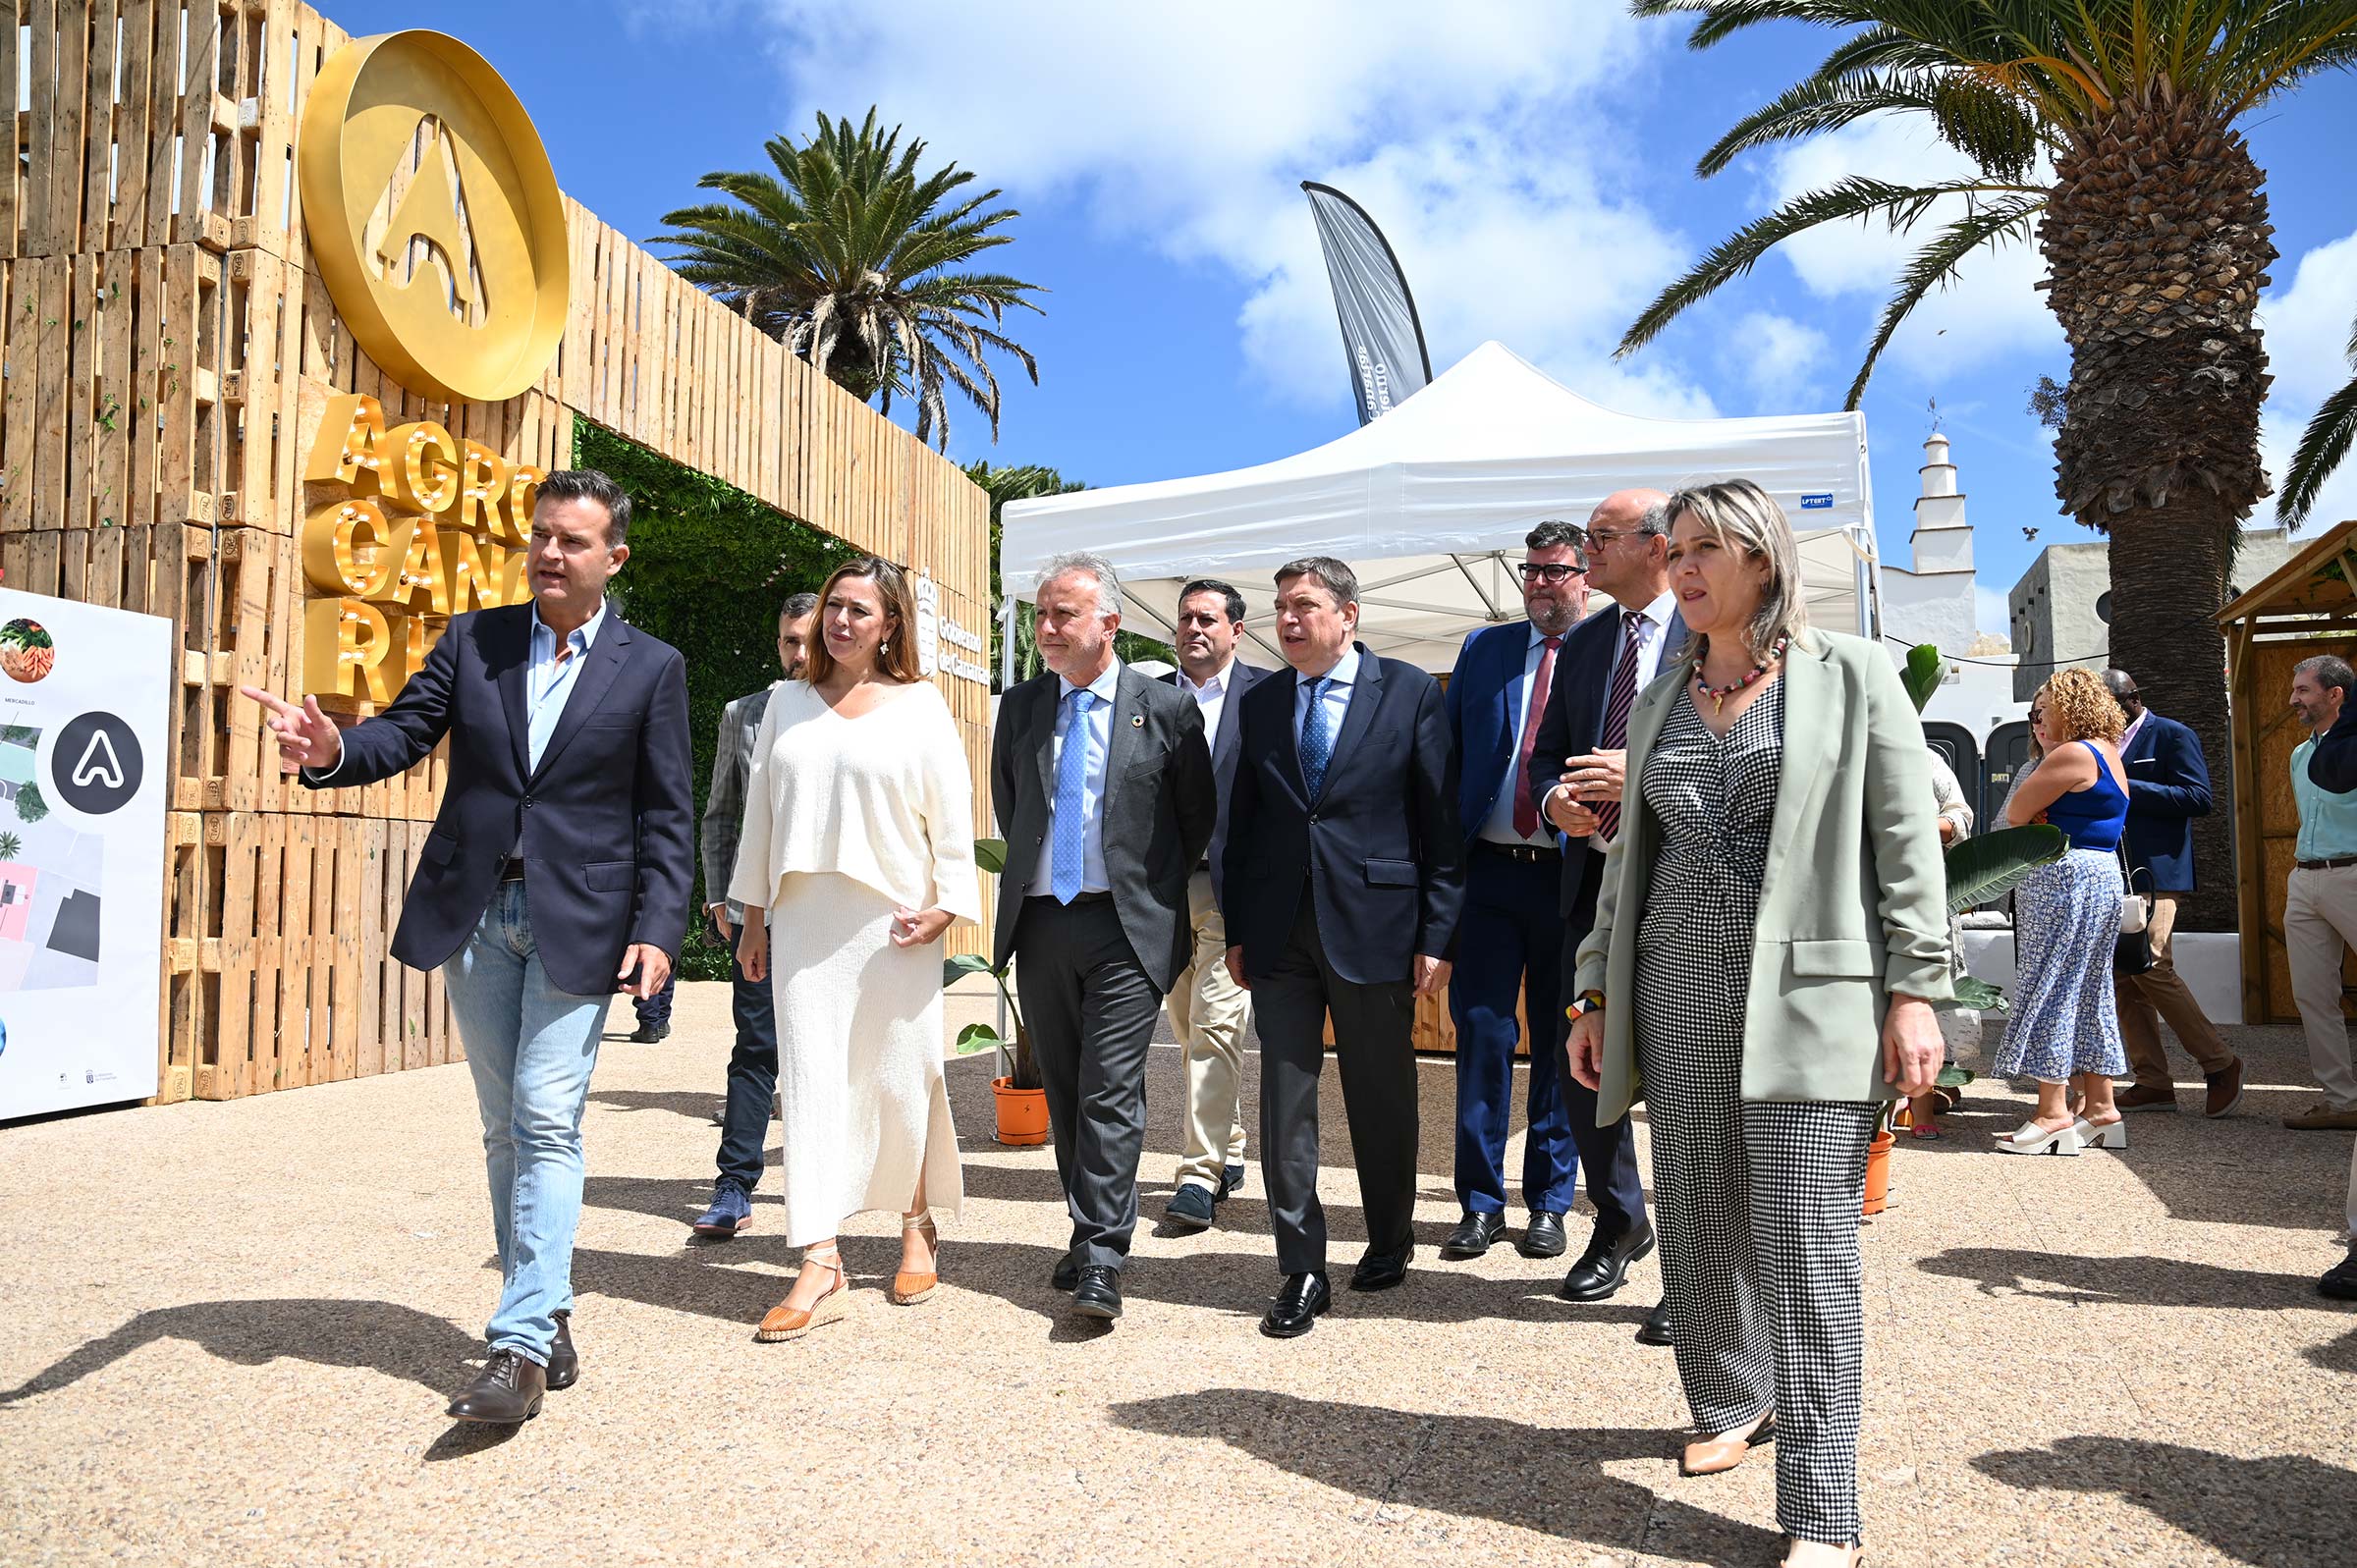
xmin=1680 ymin=1409 xmax=1775 ymax=1476
xmin=755 ymin=1244 xmax=848 ymax=1341
xmin=890 ymin=1213 xmax=939 ymax=1306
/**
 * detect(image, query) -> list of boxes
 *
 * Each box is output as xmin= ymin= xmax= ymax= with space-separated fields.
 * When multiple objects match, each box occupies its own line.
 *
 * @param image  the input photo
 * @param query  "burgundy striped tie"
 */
xmin=1593 ymin=611 xmax=1646 ymax=840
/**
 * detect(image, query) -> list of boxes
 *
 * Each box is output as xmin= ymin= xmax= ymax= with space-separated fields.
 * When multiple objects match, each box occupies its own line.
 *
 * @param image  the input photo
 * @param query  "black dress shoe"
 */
xmin=1636 ymin=1298 xmax=1674 ymax=1346
xmin=1519 ymin=1211 xmax=1569 ymax=1259
xmin=628 ymin=1021 xmax=672 ymax=1044
xmin=1350 ymin=1244 xmax=1412 ymax=1292
xmin=1558 ymin=1223 xmax=1656 ymax=1303
xmin=545 ymin=1312 xmax=577 ymax=1390
xmin=447 ymin=1349 xmax=546 ymax=1424
xmin=1071 ymin=1265 xmax=1124 ymax=1321
xmin=2323 ymin=1248 xmax=2357 ymax=1301
xmin=1052 ymin=1255 xmax=1078 ymax=1292
xmin=1260 ymin=1271 xmax=1332 ymax=1337
xmin=1440 ymin=1211 xmax=1507 ymax=1259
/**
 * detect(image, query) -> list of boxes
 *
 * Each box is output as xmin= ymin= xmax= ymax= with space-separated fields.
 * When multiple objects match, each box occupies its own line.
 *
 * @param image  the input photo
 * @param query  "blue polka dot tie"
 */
xmin=1051 ymin=688 xmax=1095 ymax=903
xmin=1298 ymin=676 xmax=1335 ymax=802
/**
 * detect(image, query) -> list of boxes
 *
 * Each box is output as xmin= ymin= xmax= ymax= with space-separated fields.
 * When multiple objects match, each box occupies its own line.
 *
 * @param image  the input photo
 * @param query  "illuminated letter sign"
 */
xmin=298 ymin=30 xmax=570 ymax=403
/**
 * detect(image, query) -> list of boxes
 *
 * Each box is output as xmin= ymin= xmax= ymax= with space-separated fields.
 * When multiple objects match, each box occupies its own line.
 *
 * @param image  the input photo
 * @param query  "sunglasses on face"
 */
xmin=1517 ymin=563 xmax=1586 ymax=583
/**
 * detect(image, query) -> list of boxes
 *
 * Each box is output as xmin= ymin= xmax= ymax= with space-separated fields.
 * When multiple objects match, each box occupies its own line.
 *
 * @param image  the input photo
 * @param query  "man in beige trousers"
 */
xmin=2285 ymin=656 xmax=2357 ymax=1130
xmin=1160 ymin=580 xmax=1277 ymax=1229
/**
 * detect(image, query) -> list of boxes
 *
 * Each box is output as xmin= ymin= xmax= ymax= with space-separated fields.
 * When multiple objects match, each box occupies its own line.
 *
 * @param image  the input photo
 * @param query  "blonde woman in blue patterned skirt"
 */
xmin=1993 ymin=670 xmax=2131 ymax=1156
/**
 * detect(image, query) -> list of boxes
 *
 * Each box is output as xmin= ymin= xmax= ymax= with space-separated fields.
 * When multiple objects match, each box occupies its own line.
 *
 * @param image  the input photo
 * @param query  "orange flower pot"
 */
xmin=992 ymin=1075 xmax=1050 ymax=1147
xmin=1861 ymin=1128 xmax=1895 ymax=1216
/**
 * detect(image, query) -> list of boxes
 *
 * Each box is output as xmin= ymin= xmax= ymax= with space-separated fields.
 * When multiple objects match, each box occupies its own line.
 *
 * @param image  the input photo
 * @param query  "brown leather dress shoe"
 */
xmin=447 ymin=1349 xmax=546 ymax=1424
xmin=890 ymin=1214 xmax=938 ymax=1306
xmin=1680 ymin=1410 xmax=1774 ymax=1477
xmin=2204 ymin=1057 xmax=2246 ymax=1118
xmin=545 ymin=1311 xmax=577 ymax=1390
xmin=2114 ymin=1083 xmax=2178 ymax=1112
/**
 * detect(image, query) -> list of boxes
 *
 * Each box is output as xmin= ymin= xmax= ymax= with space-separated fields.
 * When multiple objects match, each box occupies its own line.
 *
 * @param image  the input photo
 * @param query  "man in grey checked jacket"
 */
xmin=688 ymin=592 xmax=818 ymax=1237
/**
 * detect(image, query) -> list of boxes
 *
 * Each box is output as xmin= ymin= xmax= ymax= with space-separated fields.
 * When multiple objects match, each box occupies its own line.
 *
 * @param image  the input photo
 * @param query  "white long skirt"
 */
xmin=770 ymin=871 xmax=963 ymax=1246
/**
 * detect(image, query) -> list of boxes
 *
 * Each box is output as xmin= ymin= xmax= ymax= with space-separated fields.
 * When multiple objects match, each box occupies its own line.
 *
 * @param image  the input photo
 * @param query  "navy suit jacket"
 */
xmin=1159 ymin=661 xmax=1277 ymax=910
xmin=1446 ymin=619 xmax=1561 ymax=846
xmin=2120 ymin=710 xmax=2211 ymax=892
xmin=303 ymin=602 xmax=696 ymax=997
xmin=1524 ymin=602 xmax=1687 ymax=923
xmin=1222 ymin=645 xmax=1464 ymax=987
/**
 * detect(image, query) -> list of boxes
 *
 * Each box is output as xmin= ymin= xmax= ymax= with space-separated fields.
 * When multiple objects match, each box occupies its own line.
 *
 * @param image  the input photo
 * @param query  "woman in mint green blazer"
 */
xmin=1562 ymin=480 xmax=1948 ymax=1568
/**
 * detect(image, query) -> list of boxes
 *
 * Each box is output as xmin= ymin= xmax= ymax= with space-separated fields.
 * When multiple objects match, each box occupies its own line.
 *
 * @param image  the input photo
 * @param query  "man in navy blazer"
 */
xmin=1524 ymin=488 xmax=1681 ymax=1335
xmin=1158 ymin=579 xmax=1277 ymax=1230
xmin=1224 ymin=556 xmax=1463 ymax=1338
xmin=2103 ymin=669 xmax=2245 ymax=1116
xmin=245 ymin=469 xmax=693 ymax=1424
xmin=1439 ymin=520 xmax=1592 ymax=1266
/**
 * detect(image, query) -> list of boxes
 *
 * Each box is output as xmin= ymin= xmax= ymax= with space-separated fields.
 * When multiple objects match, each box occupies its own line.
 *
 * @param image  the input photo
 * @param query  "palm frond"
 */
xmin=2279 ymin=367 xmax=2357 ymax=528
xmin=1842 ymin=192 xmax=2043 ymax=407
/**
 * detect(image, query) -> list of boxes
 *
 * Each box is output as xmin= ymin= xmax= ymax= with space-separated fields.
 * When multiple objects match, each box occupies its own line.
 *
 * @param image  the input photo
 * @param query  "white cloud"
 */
xmin=1726 ymin=310 xmax=1831 ymax=408
xmin=1759 ymin=117 xmax=2059 ymax=382
xmin=711 ymin=2 xmax=1715 ymax=416
xmin=2260 ymin=228 xmax=2357 ymax=532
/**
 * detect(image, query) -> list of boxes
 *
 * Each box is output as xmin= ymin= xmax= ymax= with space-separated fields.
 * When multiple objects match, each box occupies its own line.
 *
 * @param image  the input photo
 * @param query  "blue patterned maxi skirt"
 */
xmin=1994 ymin=848 xmax=2128 ymax=1083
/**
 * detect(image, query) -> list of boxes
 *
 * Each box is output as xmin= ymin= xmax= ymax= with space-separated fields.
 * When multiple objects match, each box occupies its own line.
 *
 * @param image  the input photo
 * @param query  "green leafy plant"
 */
xmin=15 ymin=782 xmax=48 ymax=825
xmin=944 ymin=838 xmax=1039 ymax=1090
xmin=0 ymin=832 xmax=21 ymax=860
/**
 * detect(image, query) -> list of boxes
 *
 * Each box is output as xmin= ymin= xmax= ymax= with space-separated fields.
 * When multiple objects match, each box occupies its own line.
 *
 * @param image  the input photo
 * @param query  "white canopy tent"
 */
xmin=1000 ymin=341 xmax=1882 ymax=675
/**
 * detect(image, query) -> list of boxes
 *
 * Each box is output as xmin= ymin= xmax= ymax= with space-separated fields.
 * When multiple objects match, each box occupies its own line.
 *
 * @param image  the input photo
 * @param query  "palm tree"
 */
xmin=1620 ymin=1 xmax=2357 ymax=929
xmin=969 ymin=461 xmax=1082 ymax=687
xmin=654 ymin=109 xmax=1044 ymax=450
xmin=2280 ymin=311 xmax=2357 ymax=526
xmin=0 ymin=832 xmax=20 ymax=861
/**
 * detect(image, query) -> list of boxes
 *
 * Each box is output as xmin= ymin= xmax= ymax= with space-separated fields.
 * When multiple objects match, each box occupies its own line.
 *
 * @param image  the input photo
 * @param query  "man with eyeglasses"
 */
xmin=1440 ymin=521 xmax=1593 ymax=1266
xmin=1524 ymin=488 xmax=1682 ymax=1345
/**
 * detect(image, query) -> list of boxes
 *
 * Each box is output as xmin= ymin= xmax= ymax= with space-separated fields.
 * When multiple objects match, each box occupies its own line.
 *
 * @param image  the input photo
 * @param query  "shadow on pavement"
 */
xmin=1974 ymin=1437 xmax=2354 ymax=1565
xmin=1110 ymin=1387 xmax=1780 ymax=1564
xmin=0 ymin=1298 xmax=479 ymax=1405
xmin=1913 ymin=1247 xmax=2319 ymax=1307
xmin=586 ymin=1088 xmax=728 ymax=1123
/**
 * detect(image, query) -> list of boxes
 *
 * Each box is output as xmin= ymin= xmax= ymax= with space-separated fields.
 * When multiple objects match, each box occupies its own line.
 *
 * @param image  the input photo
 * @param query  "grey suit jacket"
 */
xmin=701 ymin=685 xmax=773 ymax=925
xmin=991 ymin=663 xmax=1218 ymax=993
xmin=1159 ymin=661 xmax=1276 ymax=910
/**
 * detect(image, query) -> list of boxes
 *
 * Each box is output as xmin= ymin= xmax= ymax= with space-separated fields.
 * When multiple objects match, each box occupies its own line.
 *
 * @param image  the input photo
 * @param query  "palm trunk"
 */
xmin=2041 ymin=95 xmax=2275 ymax=932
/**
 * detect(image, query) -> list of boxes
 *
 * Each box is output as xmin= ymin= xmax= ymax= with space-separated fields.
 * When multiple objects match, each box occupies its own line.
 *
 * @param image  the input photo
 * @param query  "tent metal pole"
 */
xmin=1448 ymin=555 xmax=1505 ymax=621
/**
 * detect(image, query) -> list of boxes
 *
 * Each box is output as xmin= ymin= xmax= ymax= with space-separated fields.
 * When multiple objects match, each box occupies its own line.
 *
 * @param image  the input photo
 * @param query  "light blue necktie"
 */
xmin=1299 ymin=676 xmax=1335 ymax=801
xmin=1051 ymin=688 xmax=1095 ymax=902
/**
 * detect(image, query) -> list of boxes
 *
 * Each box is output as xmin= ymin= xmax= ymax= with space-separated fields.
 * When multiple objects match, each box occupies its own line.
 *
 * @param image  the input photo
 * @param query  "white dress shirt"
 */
xmin=1609 ymin=589 xmax=1677 ymax=695
xmin=1291 ymin=643 xmax=1361 ymax=749
xmin=1178 ymin=658 xmax=1235 ymax=744
xmin=1480 ymin=624 xmax=1562 ymax=846
xmin=1026 ymin=660 xmax=1122 ymax=896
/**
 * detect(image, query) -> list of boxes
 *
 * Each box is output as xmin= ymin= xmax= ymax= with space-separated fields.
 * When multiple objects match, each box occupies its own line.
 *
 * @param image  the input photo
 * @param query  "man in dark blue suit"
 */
xmin=1159 ymin=579 xmax=1277 ymax=1230
xmin=1440 ymin=520 xmax=1591 ymax=1264
xmin=245 ymin=469 xmax=693 ymax=1424
xmin=2103 ymin=669 xmax=2245 ymax=1117
xmin=1525 ymin=488 xmax=1680 ymax=1341
xmin=1224 ymin=556 xmax=1464 ymax=1337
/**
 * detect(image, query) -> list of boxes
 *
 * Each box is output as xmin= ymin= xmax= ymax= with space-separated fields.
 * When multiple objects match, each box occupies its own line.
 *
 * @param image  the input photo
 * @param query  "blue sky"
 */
xmin=339 ymin=2 xmax=2357 ymax=636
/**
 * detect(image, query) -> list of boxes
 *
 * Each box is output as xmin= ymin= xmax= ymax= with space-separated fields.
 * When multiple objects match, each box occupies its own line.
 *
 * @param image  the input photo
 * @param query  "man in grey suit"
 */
xmin=688 ymin=591 xmax=817 ymax=1238
xmin=991 ymin=552 xmax=1217 ymax=1325
xmin=1158 ymin=579 xmax=1276 ymax=1231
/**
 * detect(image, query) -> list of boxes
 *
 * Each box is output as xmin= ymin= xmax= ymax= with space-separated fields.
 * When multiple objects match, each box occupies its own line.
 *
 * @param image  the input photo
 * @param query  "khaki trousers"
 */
xmin=2114 ymin=892 xmax=2234 ymax=1088
xmin=1168 ymin=869 xmax=1252 ymax=1191
xmin=2284 ymin=865 xmax=2357 ymax=1111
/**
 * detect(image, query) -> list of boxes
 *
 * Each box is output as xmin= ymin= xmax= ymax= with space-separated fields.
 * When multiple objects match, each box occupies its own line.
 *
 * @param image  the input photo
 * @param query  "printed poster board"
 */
xmin=0 ymin=587 xmax=169 ymax=1117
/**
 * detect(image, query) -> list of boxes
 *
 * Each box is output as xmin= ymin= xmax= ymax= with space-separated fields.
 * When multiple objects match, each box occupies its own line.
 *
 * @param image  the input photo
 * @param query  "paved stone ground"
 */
xmin=2 ymin=983 xmax=2351 ymax=1568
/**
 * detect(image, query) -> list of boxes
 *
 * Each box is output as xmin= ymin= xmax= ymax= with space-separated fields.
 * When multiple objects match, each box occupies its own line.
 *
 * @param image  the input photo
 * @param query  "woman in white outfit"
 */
xmin=729 ymin=556 xmax=981 ymax=1341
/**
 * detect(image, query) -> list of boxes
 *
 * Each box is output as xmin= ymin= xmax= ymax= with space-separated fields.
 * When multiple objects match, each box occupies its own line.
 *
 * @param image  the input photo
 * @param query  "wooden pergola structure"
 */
xmin=2217 ymin=516 xmax=2357 ymax=1024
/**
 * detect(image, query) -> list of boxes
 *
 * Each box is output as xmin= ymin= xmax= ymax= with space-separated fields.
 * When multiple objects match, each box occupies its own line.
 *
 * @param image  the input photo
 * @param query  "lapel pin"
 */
xmin=1130 ymin=714 xmax=1144 ymax=728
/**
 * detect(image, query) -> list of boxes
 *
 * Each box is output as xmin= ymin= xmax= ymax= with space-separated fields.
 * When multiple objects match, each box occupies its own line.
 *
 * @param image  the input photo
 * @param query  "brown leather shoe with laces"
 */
xmin=2203 ymin=1057 xmax=2245 ymax=1118
xmin=446 ymin=1349 xmax=546 ymax=1424
xmin=2115 ymin=1083 xmax=2177 ymax=1112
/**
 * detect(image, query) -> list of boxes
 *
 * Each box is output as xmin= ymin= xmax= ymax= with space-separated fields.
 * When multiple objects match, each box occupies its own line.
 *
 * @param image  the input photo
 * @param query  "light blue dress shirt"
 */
xmin=1480 ymin=625 xmax=1558 ymax=846
xmin=1292 ymin=643 xmax=1361 ymax=751
xmin=527 ymin=600 xmax=607 ymax=773
xmin=2293 ymin=731 xmax=2357 ymax=860
xmin=1027 ymin=660 xmax=1122 ymax=896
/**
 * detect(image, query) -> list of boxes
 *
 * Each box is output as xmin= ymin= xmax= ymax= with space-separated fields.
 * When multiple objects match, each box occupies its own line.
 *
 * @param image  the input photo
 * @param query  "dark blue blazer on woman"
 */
xmin=302 ymin=602 xmax=696 ymax=998
xmin=2119 ymin=710 xmax=2211 ymax=892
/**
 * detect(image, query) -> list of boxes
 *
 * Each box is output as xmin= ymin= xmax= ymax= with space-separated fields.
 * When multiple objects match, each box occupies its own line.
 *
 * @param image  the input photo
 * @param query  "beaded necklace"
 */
xmin=1693 ymin=635 xmax=1789 ymax=714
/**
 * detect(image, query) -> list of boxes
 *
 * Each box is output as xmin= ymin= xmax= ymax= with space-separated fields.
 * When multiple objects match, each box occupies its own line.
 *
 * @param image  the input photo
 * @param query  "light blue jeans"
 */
xmin=442 ymin=881 xmax=613 ymax=1366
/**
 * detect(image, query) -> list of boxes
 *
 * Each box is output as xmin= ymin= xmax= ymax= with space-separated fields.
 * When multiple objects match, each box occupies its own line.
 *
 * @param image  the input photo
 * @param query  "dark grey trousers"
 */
xmin=1014 ymin=895 xmax=1164 ymax=1271
xmin=1251 ymin=895 xmax=1419 ymax=1276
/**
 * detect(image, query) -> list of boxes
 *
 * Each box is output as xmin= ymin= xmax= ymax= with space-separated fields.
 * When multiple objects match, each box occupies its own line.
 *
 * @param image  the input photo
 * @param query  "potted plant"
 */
xmin=1864 ymin=646 xmax=2067 ymax=1211
xmin=943 ymin=838 xmax=1050 ymax=1146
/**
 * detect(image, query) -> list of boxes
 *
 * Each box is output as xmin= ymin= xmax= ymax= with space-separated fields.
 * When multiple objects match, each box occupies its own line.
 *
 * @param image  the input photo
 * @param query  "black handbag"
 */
xmin=2114 ymin=846 xmax=2154 ymax=975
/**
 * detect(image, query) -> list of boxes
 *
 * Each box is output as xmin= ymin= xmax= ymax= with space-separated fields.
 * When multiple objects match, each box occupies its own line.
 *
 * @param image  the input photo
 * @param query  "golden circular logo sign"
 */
xmin=299 ymin=31 xmax=569 ymax=404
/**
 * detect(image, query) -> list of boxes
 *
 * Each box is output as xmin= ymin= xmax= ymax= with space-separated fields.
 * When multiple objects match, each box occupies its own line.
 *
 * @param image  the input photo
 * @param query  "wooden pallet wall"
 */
xmin=0 ymin=0 xmax=997 ymax=1103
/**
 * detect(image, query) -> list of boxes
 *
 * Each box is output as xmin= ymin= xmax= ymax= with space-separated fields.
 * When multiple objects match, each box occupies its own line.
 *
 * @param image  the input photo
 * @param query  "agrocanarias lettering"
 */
xmin=301 ymin=393 xmax=543 ymax=702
